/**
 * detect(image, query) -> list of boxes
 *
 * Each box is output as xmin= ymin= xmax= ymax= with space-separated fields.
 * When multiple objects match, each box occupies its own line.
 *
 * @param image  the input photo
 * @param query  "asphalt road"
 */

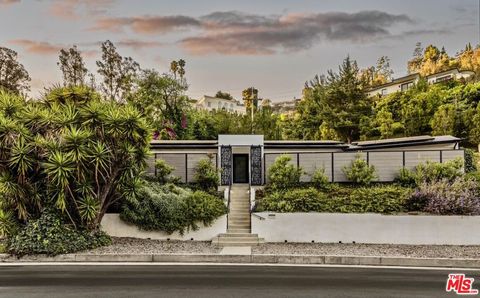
xmin=0 ymin=264 xmax=475 ymax=298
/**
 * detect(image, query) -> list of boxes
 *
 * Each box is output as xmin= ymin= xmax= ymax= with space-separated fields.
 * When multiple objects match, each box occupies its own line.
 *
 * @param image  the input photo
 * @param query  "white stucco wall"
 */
xmin=252 ymin=212 xmax=480 ymax=245
xmin=102 ymin=214 xmax=227 ymax=241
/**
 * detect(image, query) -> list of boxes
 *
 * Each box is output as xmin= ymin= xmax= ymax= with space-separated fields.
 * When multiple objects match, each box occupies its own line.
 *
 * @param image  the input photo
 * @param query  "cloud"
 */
xmin=116 ymin=39 xmax=164 ymax=50
xmin=47 ymin=0 xmax=115 ymax=19
xmin=9 ymin=39 xmax=63 ymax=55
xmin=181 ymin=10 xmax=412 ymax=55
xmin=0 ymin=0 xmax=19 ymax=6
xmin=91 ymin=15 xmax=200 ymax=34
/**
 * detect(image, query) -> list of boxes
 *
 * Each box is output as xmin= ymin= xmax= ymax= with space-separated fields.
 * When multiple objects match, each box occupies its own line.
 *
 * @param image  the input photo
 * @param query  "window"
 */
xmin=435 ymin=75 xmax=453 ymax=83
xmin=400 ymin=82 xmax=413 ymax=92
xmin=381 ymin=89 xmax=387 ymax=96
xmin=207 ymin=102 xmax=211 ymax=107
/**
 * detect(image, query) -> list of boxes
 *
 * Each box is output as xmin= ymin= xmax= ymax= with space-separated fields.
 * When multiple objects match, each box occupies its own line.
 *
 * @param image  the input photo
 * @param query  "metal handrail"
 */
xmin=226 ymin=185 xmax=231 ymax=231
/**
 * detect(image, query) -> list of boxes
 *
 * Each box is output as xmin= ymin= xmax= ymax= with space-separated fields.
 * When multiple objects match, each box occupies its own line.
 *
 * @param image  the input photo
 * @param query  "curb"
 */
xmin=2 ymin=253 xmax=480 ymax=268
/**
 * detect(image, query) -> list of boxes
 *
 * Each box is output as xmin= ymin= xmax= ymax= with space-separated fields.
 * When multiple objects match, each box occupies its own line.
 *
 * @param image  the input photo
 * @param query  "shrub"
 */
xmin=121 ymin=181 xmax=226 ymax=234
xmin=267 ymin=155 xmax=303 ymax=190
xmin=410 ymin=178 xmax=480 ymax=215
xmin=0 ymin=209 xmax=17 ymax=238
xmin=342 ymin=155 xmax=377 ymax=185
xmin=257 ymin=185 xmax=411 ymax=214
xmin=194 ymin=157 xmax=219 ymax=192
xmin=395 ymin=167 xmax=417 ymax=187
xmin=464 ymin=148 xmax=478 ymax=173
xmin=414 ymin=158 xmax=463 ymax=184
xmin=8 ymin=212 xmax=111 ymax=256
xmin=311 ymin=167 xmax=330 ymax=190
xmin=155 ymin=159 xmax=174 ymax=184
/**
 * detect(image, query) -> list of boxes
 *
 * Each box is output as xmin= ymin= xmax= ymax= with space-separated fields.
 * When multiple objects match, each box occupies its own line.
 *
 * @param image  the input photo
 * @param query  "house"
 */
xmin=366 ymin=73 xmax=420 ymax=98
xmin=426 ymin=68 xmax=475 ymax=84
xmin=366 ymin=68 xmax=475 ymax=98
xmin=148 ymin=135 xmax=463 ymax=186
xmin=269 ymin=98 xmax=301 ymax=114
xmin=195 ymin=95 xmax=246 ymax=115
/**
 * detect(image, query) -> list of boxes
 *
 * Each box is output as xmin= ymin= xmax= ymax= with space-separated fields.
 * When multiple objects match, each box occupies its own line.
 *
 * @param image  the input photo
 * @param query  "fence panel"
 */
xmin=264 ymin=153 xmax=297 ymax=183
xmin=368 ymin=152 xmax=404 ymax=182
xmin=298 ymin=153 xmax=333 ymax=182
xmin=155 ymin=153 xmax=187 ymax=182
xmin=333 ymin=152 xmax=367 ymax=182
xmin=404 ymin=151 xmax=441 ymax=170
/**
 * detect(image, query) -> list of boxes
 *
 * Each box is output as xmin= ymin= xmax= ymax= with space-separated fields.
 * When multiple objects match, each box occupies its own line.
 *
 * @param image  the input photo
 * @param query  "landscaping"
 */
xmin=255 ymin=154 xmax=479 ymax=215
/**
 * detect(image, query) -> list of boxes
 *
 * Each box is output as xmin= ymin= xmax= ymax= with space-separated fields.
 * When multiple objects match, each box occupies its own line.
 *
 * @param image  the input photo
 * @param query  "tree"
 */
xmin=96 ymin=40 xmax=140 ymax=102
xmin=242 ymin=87 xmax=259 ymax=113
xmin=309 ymin=56 xmax=372 ymax=143
xmin=431 ymin=104 xmax=456 ymax=136
xmin=57 ymin=46 xmax=88 ymax=86
xmin=0 ymin=47 xmax=30 ymax=94
xmin=215 ymin=90 xmax=233 ymax=100
xmin=360 ymin=56 xmax=394 ymax=87
xmin=0 ymin=86 xmax=151 ymax=230
xmin=130 ymin=69 xmax=190 ymax=139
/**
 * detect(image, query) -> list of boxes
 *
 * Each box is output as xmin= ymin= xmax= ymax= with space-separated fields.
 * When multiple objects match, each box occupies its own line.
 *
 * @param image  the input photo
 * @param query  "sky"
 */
xmin=0 ymin=0 xmax=478 ymax=101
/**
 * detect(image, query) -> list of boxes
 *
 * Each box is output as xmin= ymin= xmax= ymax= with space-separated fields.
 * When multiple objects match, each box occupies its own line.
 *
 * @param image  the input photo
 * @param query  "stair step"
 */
xmin=228 ymin=224 xmax=250 ymax=229
xmin=228 ymin=228 xmax=250 ymax=233
xmin=218 ymin=233 xmax=258 ymax=238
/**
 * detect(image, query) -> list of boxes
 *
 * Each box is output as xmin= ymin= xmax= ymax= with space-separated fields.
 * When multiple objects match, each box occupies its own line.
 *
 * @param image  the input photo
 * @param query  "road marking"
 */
xmin=0 ymin=262 xmax=478 ymax=271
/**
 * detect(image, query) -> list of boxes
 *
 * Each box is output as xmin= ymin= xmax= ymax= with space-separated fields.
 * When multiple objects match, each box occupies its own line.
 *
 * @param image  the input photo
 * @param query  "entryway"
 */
xmin=233 ymin=154 xmax=249 ymax=184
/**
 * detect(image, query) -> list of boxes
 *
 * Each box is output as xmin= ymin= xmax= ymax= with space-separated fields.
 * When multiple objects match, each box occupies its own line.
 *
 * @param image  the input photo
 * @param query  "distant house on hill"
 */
xmin=366 ymin=68 xmax=475 ymax=98
xmin=269 ymin=98 xmax=301 ymax=115
xmin=195 ymin=95 xmax=246 ymax=115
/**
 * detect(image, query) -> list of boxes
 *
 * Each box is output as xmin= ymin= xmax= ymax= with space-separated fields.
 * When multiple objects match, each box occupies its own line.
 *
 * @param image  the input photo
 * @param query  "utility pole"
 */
xmin=250 ymin=86 xmax=254 ymax=134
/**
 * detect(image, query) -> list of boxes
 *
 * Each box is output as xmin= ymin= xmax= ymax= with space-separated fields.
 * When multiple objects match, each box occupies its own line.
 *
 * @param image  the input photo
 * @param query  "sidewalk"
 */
xmin=2 ymin=238 xmax=480 ymax=268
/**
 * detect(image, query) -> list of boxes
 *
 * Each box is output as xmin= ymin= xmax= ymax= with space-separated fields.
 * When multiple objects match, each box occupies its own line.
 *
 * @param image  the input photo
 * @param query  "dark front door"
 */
xmin=233 ymin=154 xmax=249 ymax=183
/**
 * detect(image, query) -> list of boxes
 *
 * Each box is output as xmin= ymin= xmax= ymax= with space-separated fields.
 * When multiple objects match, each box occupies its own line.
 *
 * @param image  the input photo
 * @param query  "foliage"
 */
xmin=0 ymin=208 xmax=17 ymax=238
xmin=267 ymin=155 xmax=303 ymax=190
xmin=311 ymin=167 xmax=330 ymax=189
xmin=215 ymin=90 xmax=234 ymax=100
xmin=342 ymin=155 xmax=377 ymax=185
xmin=395 ymin=167 xmax=417 ymax=187
xmin=8 ymin=211 xmax=111 ymax=256
xmin=464 ymin=148 xmax=478 ymax=173
xmin=0 ymin=47 xmax=31 ymax=94
xmin=0 ymin=86 xmax=151 ymax=230
xmin=193 ymin=157 xmax=219 ymax=192
xmin=407 ymin=178 xmax=480 ymax=215
xmin=96 ymin=40 xmax=140 ymax=102
xmin=57 ymin=46 xmax=88 ymax=87
xmin=120 ymin=182 xmax=226 ymax=234
xmin=129 ymin=68 xmax=189 ymax=139
xmin=257 ymin=185 xmax=411 ymax=214
xmin=414 ymin=158 xmax=463 ymax=184
xmin=155 ymin=159 xmax=174 ymax=184
xmin=305 ymin=56 xmax=372 ymax=143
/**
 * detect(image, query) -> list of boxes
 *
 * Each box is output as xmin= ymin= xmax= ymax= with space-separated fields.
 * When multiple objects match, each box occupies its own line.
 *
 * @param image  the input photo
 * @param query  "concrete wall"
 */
xmin=102 ymin=214 xmax=227 ymax=241
xmin=252 ymin=212 xmax=480 ymax=245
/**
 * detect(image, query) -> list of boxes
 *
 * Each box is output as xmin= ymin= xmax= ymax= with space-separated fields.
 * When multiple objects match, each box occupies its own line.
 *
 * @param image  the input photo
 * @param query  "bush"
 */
xmin=311 ymin=167 xmax=330 ymax=190
xmin=415 ymin=158 xmax=463 ymax=184
xmin=408 ymin=178 xmax=480 ymax=215
xmin=257 ymin=185 xmax=411 ymax=214
xmin=8 ymin=212 xmax=111 ymax=256
xmin=267 ymin=155 xmax=303 ymax=190
xmin=121 ymin=181 xmax=226 ymax=234
xmin=464 ymin=148 xmax=478 ymax=173
xmin=0 ymin=209 xmax=17 ymax=238
xmin=257 ymin=188 xmax=327 ymax=212
xmin=395 ymin=167 xmax=417 ymax=187
xmin=155 ymin=159 xmax=174 ymax=184
xmin=194 ymin=157 xmax=219 ymax=192
xmin=342 ymin=155 xmax=377 ymax=185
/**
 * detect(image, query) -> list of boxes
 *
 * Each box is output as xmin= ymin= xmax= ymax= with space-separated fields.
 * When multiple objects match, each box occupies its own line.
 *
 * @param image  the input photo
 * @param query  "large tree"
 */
xmin=215 ymin=90 xmax=234 ymax=100
xmin=96 ymin=40 xmax=140 ymax=102
xmin=309 ymin=56 xmax=372 ymax=143
xmin=0 ymin=47 xmax=30 ymax=94
xmin=57 ymin=46 xmax=88 ymax=86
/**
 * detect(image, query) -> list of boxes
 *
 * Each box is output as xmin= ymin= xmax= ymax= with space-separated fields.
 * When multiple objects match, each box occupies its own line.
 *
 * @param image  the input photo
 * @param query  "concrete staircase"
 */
xmin=212 ymin=184 xmax=264 ymax=246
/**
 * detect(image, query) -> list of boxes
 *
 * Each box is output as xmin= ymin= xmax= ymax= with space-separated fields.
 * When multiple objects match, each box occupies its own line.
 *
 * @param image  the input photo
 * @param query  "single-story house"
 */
xmin=148 ymin=135 xmax=463 ymax=186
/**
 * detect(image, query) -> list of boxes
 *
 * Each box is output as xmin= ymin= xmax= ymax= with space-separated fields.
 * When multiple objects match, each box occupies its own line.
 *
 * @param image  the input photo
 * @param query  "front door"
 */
xmin=233 ymin=154 xmax=249 ymax=183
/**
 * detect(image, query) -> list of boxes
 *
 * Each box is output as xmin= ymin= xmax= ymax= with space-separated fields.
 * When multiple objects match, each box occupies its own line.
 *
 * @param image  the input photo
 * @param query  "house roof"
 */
xmin=425 ymin=68 xmax=475 ymax=78
xmin=347 ymin=135 xmax=460 ymax=150
xmin=264 ymin=140 xmax=348 ymax=149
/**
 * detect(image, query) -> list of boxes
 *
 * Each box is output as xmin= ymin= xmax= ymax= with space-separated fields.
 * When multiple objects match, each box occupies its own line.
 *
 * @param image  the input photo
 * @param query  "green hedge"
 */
xmin=256 ymin=185 xmax=412 ymax=214
xmin=121 ymin=182 xmax=226 ymax=234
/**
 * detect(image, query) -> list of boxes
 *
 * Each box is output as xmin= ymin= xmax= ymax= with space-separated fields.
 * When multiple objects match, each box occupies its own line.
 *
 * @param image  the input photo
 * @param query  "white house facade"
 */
xmin=195 ymin=95 xmax=246 ymax=115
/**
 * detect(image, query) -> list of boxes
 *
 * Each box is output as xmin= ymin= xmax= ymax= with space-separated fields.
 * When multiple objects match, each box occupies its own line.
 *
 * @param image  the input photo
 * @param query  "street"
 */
xmin=0 ymin=264 xmax=473 ymax=298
